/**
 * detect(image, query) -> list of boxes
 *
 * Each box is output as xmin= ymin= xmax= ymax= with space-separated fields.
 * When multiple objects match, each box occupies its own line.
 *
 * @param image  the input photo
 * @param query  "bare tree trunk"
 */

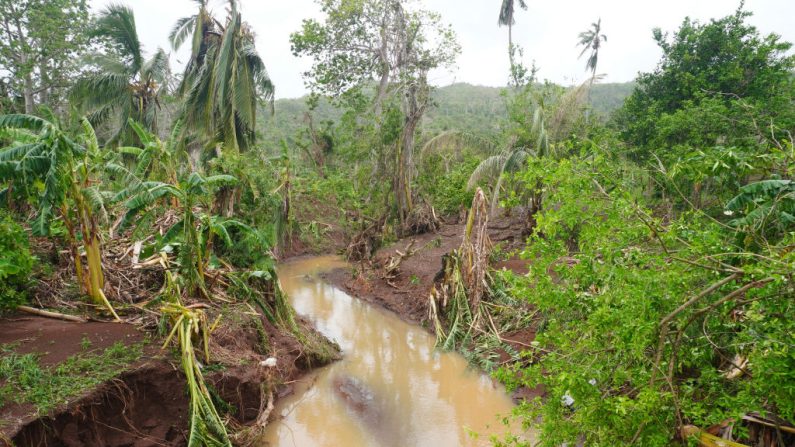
xmin=373 ymin=57 xmax=390 ymax=118
xmin=23 ymin=67 xmax=34 ymax=114
xmin=396 ymin=73 xmax=429 ymax=227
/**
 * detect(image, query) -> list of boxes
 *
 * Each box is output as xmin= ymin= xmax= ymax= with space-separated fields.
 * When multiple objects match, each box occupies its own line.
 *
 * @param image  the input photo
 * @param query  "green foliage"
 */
xmin=120 ymin=170 xmax=238 ymax=296
xmin=71 ymin=4 xmax=170 ymax=145
xmin=0 ymin=0 xmax=90 ymax=114
xmin=418 ymin=155 xmax=479 ymax=215
xmin=0 ymin=341 xmax=143 ymax=413
xmin=726 ymin=179 xmax=795 ymax=246
xmin=0 ymin=211 xmax=35 ymax=310
xmin=617 ymin=6 xmax=795 ymax=159
xmin=258 ymin=83 xmax=633 ymax=153
xmin=500 ymin=150 xmax=794 ymax=446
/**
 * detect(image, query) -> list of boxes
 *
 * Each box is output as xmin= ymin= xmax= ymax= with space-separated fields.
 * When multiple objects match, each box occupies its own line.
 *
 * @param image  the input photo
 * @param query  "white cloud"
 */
xmin=96 ymin=0 xmax=795 ymax=98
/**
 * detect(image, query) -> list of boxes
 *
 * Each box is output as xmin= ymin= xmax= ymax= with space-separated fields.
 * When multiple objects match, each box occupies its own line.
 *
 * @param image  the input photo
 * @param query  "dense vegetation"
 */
xmin=0 ymin=0 xmax=793 ymax=446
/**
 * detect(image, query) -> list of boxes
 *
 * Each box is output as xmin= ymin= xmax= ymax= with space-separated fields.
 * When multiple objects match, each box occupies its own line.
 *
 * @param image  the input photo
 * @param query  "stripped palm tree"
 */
xmin=498 ymin=0 xmax=528 ymax=86
xmin=577 ymin=18 xmax=607 ymax=84
xmin=171 ymin=0 xmax=274 ymax=155
xmin=71 ymin=4 xmax=170 ymax=145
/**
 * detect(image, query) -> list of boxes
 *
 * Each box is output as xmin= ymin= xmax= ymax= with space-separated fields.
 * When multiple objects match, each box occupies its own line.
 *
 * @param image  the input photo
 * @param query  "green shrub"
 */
xmin=419 ymin=155 xmax=480 ymax=215
xmin=0 ymin=212 xmax=35 ymax=310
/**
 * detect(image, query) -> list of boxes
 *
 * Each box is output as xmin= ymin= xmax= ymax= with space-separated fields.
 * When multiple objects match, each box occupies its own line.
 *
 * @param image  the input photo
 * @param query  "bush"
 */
xmin=418 ymin=155 xmax=480 ymax=215
xmin=0 ymin=212 xmax=35 ymax=310
xmin=502 ymin=151 xmax=795 ymax=446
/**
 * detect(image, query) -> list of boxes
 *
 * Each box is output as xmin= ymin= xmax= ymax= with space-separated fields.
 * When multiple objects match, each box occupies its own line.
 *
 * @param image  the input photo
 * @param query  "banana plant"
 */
xmin=119 ymin=171 xmax=237 ymax=297
xmin=117 ymin=119 xmax=186 ymax=186
xmin=726 ymin=179 xmax=795 ymax=245
xmin=0 ymin=114 xmax=119 ymax=319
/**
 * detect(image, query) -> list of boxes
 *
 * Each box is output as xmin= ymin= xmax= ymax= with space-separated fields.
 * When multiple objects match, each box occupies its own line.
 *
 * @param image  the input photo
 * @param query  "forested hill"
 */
xmin=259 ymin=82 xmax=634 ymax=146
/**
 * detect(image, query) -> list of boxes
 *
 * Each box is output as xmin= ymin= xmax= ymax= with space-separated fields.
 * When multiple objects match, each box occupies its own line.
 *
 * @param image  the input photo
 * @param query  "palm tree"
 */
xmin=498 ymin=0 xmax=527 ymax=86
xmin=71 ymin=4 xmax=170 ymax=146
xmin=465 ymin=80 xmax=590 ymax=218
xmin=577 ymin=18 xmax=607 ymax=83
xmin=171 ymin=0 xmax=274 ymax=155
xmin=467 ymin=104 xmax=547 ymax=216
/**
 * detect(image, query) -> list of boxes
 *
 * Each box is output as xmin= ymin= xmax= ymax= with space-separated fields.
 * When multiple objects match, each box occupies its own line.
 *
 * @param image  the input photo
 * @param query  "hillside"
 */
xmin=258 ymin=82 xmax=635 ymax=148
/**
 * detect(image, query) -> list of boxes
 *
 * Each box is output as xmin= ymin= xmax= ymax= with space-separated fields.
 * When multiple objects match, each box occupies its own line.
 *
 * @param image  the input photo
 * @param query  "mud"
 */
xmin=324 ymin=217 xmax=528 ymax=326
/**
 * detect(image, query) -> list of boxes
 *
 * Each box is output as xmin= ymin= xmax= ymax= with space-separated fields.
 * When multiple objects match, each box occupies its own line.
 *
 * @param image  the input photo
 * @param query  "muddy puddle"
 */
xmin=261 ymin=256 xmax=527 ymax=446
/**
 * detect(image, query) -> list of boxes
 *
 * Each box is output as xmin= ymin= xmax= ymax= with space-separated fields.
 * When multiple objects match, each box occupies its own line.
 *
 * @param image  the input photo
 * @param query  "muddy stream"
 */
xmin=261 ymin=256 xmax=527 ymax=447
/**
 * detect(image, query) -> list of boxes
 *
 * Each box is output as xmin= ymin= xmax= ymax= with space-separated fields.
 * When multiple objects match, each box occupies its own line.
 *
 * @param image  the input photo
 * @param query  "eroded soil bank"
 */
xmin=1 ymin=309 xmax=335 ymax=446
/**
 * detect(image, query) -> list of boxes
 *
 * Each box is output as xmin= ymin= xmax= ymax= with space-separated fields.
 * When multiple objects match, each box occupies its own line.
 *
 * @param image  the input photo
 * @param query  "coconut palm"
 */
xmin=171 ymin=0 xmax=274 ymax=155
xmin=577 ymin=18 xmax=607 ymax=82
xmin=498 ymin=0 xmax=528 ymax=85
xmin=71 ymin=4 xmax=170 ymax=146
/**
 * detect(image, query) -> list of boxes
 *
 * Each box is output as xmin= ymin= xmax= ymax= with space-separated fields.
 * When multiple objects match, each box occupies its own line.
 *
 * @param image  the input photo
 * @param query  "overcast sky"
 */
xmin=93 ymin=0 xmax=795 ymax=99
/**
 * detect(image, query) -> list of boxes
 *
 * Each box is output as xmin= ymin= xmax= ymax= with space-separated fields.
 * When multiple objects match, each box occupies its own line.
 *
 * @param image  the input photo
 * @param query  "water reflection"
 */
xmin=260 ymin=256 xmax=520 ymax=447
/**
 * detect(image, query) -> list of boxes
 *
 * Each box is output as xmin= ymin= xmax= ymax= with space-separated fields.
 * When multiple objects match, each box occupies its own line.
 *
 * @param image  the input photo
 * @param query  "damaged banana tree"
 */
xmin=0 ymin=114 xmax=119 ymax=319
xmin=429 ymin=188 xmax=499 ymax=350
xmin=160 ymin=271 xmax=232 ymax=447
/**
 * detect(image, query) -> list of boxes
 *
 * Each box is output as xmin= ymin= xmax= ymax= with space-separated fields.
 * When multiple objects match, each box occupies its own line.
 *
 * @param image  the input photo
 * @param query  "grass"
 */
xmin=0 ymin=341 xmax=143 ymax=414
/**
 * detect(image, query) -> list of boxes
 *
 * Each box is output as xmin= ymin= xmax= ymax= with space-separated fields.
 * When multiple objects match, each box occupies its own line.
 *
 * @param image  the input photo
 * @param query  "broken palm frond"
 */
xmin=429 ymin=188 xmax=496 ymax=350
xmin=679 ymin=412 xmax=795 ymax=447
xmin=160 ymin=276 xmax=232 ymax=447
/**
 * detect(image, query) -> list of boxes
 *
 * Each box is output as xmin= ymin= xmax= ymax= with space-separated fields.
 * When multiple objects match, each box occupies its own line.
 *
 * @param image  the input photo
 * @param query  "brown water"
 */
xmin=261 ymin=256 xmax=523 ymax=447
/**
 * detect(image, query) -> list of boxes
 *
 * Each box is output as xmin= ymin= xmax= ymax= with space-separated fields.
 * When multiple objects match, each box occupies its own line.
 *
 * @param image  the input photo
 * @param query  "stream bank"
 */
xmin=2 ymin=217 xmax=533 ymax=446
xmin=1 ymin=305 xmax=336 ymax=446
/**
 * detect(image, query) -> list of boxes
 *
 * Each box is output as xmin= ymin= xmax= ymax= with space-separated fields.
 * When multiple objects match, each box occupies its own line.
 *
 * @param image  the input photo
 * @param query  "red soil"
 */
xmin=0 ymin=311 xmax=335 ymax=446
